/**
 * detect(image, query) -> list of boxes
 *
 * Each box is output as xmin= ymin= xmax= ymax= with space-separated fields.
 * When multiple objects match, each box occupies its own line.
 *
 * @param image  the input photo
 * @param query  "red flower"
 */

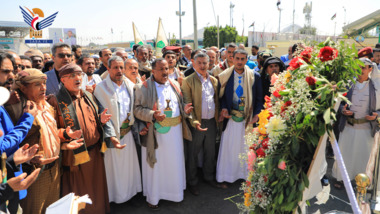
xmin=305 ymin=76 xmax=316 ymax=86
xmin=273 ymin=89 xmax=281 ymax=98
xmin=285 ymin=101 xmax=292 ymax=106
xmin=256 ymin=148 xmax=266 ymax=157
xmin=262 ymin=138 xmax=269 ymax=149
xmin=343 ymin=92 xmax=347 ymax=97
xmin=263 ymin=176 xmax=268 ymax=182
xmin=318 ymin=46 xmax=338 ymax=62
xmin=246 ymin=181 xmax=251 ymax=186
xmin=300 ymin=47 xmax=313 ymax=64
xmin=288 ymin=57 xmax=303 ymax=71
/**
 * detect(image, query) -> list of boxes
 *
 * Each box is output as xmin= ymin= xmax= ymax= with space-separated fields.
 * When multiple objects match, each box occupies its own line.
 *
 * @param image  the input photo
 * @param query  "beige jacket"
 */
xmin=181 ymin=71 xmax=219 ymax=127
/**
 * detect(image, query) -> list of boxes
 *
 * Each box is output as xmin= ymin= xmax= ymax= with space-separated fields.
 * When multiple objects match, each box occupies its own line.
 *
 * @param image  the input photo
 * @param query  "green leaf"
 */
xmin=323 ymin=108 xmax=331 ymax=124
xmin=271 ymin=180 xmax=279 ymax=186
xmin=296 ymin=113 xmax=303 ymax=124
xmin=291 ymin=139 xmax=300 ymax=155
xmin=278 ymin=193 xmax=284 ymax=204
xmin=306 ymin=200 xmax=311 ymax=206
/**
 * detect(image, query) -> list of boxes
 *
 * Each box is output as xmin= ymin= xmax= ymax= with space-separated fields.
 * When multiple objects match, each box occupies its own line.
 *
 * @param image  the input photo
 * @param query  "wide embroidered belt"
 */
xmin=347 ymin=117 xmax=368 ymax=126
xmin=155 ymin=116 xmax=182 ymax=134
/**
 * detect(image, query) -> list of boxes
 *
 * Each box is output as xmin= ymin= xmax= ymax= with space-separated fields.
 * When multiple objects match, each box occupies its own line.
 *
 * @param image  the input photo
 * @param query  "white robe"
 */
xmin=141 ymin=81 xmax=186 ymax=206
xmin=94 ymin=77 xmax=141 ymax=203
xmin=216 ymin=119 xmax=248 ymax=183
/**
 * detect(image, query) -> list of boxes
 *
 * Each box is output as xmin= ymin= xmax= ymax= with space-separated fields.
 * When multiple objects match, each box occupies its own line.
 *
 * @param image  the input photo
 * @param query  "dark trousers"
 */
xmin=187 ymin=118 xmax=217 ymax=186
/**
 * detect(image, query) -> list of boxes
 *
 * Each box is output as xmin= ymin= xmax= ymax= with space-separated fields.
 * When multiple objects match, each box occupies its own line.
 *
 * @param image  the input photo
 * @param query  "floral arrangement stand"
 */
xmin=294 ymin=99 xmax=361 ymax=214
xmin=240 ymin=38 xmax=365 ymax=214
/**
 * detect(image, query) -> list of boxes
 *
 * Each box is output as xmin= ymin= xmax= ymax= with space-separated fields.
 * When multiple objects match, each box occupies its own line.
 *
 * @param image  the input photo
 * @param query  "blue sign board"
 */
xmin=0 ymin=38 xmax=14 ymax=44
xmin=25 ymin=39 xmax=53 ymax=44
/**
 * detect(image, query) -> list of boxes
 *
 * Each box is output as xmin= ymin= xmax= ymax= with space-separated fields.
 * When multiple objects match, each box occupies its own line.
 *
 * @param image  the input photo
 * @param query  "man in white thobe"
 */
xmin=134 ymin=58 xmax=193 ymax=209
xmin=94 ymin=56 xmax=142 ymax=203
xmin=217 ymin=49 xmax=263 ymax=184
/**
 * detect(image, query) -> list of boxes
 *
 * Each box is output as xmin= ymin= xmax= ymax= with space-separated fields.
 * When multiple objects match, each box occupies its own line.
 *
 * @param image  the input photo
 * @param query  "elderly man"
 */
xmin=134 ymin=58 xmax=193 ymax=209
xmin=6 ymin=69 xmax=82 ymax=214
xmin=115 ymin=50 xmax=129 ymax=61
xmin=163 ymin=50 xmax=183 ymax=84
xmin=24 ymin=49 xmax=44 ymax=71
xmin=136 ymin=45 xmax=152 ymax=79
xmin=206 ymin=50 xmax=217 ymax=75
xmin=124 ymin=59 xmax=140 ymax=85
xmin=213 ymin=43 xmax=237 ymax=77
xmin=45 ymin=43 xmax=72 ymax=95
xmin=94 ymin=56 xmax=142 ymax=203
xmin=77 ymin=54 xmax=101 ymax=93
xmin=333 ymin=58 xmax=380 ymax=189
xmin=95 ymin=48 xmax=112 ymax=76
xmin=47 ymin=63 xmax=121 ymax=214
xmin=181 ymin=53 xmax=221 ymax=196
xmin=184 ymin=49 xmax=202 ymax=77
xmin=217 ymin=49 xmax=263 ymax=184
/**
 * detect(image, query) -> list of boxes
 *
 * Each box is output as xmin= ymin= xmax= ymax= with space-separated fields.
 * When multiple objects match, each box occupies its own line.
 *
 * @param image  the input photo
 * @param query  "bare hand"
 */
xmin=366 ymin=112 xmax=378 ymax=121
xmin=13 ymin=144 xmax=39 ymax=166
xmin=219 ymin=108 xmax=232 ymax=122
xmin=24 ymin=100 xmax=38 ymax=117
xmin=139 ymin=126 xmax=149 ymax=136
xmin=30 ymin=155 xmax=58 ymax=165
xmin=62 ymin=138 xmax=84 ymax=150
xmin=178 ymin=76 xmax=184 ymax=86
xmin=100 ymin=108 xmax=112 ymax=124
xmin=66 ymin=126 xmax=82 ymax=139
xmin=110 ymin=137 xmax=126 ymax=149
xmin=7 ymin=168 xmax=41 ymax=191
xmin=249 ymin=115 xmax=259 ymax=124
xmin=184 ymin=103 xmax=193 ymax=114
xmin=85 ymin=85 xmax=94 ymax=93
xmin=342 ymin=104 xmax=353 ymax=116
xmin=196 ymin=123 xmax=208 ymax=132
xmin=6 ymin=90 xmax=20 ymax=105
xmin=153 ymin=110 xmax=166 ymax=122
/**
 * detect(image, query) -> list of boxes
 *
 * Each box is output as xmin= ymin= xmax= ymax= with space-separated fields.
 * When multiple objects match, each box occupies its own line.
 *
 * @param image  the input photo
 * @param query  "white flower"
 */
xmin=266 ymin=115 xmax=286 ymax=139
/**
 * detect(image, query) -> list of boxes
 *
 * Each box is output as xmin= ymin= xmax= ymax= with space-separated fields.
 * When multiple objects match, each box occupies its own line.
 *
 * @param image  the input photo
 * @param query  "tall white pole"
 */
xmin=179 ymin=0 xmax=182 ymax=46
xmin=278 ymin=9 xmax=282 ymax=33
xmin=217 ymin=15 xmax=220 ymax=48
xmin=292 ymin=0 xmax=295 ymax=38
xmin=193 ymin=0 xmax=198 ymax=49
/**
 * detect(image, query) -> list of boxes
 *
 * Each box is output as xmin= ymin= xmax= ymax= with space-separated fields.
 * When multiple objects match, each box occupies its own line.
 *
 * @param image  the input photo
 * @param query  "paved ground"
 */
xmin=110 ymin=156 xmax=358 ymax=214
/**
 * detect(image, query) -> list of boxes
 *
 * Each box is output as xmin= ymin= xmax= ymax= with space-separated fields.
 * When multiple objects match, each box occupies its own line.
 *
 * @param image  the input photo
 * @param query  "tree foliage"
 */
xmin=203 ymin=25 xmax=238 ymax=47
xmin=299 ymin=25 xmax=317 ymax=35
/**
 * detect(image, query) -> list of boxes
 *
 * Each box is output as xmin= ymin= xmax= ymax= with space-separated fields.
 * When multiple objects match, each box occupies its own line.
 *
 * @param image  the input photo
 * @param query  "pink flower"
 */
xmin=278 ymin=159 xmax=286 ymax=170
xmin=270 ymin=73 xmax=279 ymax=85
xmin=247 ymin=150 xmax=257 ymax=171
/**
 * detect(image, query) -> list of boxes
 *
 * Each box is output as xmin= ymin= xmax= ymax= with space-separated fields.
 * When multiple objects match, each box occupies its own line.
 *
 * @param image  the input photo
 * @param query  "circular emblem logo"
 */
xmin=157 ymin=41 xmax=165 ymax=48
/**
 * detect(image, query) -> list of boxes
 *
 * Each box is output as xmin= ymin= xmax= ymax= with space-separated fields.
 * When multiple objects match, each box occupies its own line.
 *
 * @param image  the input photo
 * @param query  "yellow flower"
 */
xmin=258 ymin=124 xmax=267 ymax=135
xmin=284 ymin=71 xmax=292 ymax=83
xmin=244 ymin=191 xmax=252 ymax=207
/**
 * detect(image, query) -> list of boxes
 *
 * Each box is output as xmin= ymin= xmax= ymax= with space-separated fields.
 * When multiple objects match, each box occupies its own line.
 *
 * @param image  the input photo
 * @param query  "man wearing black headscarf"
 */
xmin=261 ymin=57 xmax=285 ymax=100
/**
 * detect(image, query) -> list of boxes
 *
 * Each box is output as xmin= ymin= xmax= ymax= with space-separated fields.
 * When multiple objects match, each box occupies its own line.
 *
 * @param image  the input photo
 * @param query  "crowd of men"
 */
xmin=0 ymin=41 xmax=379 ymax=214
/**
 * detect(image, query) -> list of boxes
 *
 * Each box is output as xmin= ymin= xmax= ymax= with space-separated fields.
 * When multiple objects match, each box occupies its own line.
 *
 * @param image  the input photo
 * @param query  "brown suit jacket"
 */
xmin=181 ymin=71 xmax=219 ymax=127
xmin=134 ymin=77 xmax=192 ymax=168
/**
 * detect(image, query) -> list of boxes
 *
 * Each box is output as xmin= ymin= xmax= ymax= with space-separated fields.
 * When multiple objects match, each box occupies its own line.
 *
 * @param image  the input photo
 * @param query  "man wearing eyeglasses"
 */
xmin=5 ymin=51 xmax=23 ymax=74
xmin=45 ymin=43 xmax=73 ymax=95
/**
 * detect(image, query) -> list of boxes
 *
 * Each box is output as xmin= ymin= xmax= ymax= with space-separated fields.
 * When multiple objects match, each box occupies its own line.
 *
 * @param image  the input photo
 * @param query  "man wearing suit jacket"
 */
xmin=45 ymin=43 xmax=72 ymax=95
xmin=181 ymin=53 xmax=223 ymax=196
xmin=217 ymin=49 xmax=263 ymax=184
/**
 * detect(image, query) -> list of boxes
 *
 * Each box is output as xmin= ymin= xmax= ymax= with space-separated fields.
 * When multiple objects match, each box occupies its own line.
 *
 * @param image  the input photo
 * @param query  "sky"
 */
xmin=1 ymin=0 xmax=379 ymax=45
